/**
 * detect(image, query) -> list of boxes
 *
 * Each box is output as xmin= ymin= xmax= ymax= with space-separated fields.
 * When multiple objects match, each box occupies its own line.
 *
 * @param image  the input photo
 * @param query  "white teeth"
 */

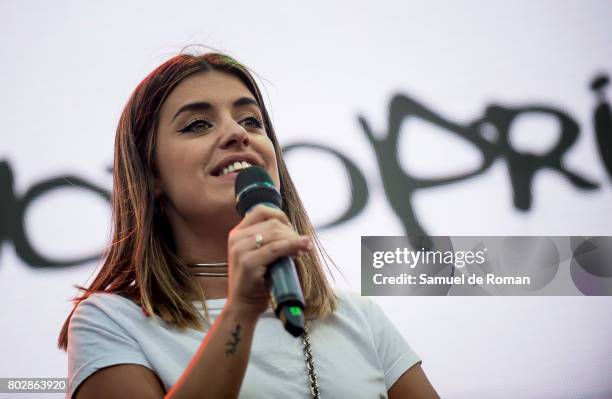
xmin=219 ymin=160 xmax=253 ymax=176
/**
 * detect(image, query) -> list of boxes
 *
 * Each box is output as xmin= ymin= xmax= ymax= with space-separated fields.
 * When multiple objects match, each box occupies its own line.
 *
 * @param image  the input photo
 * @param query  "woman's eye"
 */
xmin=179 ymin=119 xmax=212 ymax=134
xmin=241 ymin=116 xmax=263 ymax=129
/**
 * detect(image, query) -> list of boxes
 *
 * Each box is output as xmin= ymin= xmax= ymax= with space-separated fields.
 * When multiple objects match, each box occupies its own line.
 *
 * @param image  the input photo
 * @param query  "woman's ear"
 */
xmin=153 ymin=176 xmax=163 ymax=198
xmin=153 ymin=178 xmax=166 ymax=215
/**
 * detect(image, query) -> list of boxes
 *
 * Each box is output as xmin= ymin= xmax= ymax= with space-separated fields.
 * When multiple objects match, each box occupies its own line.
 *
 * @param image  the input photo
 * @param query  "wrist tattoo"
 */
xmin=225 ymin=324 xmax=242 ymax=356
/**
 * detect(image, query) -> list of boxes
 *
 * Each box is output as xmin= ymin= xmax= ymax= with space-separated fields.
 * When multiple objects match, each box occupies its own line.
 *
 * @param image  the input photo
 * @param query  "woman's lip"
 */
xmin=214 ymin=171 xmax=239 ymax=181
xmin=213 ymin=165 xmax=264 ymax=181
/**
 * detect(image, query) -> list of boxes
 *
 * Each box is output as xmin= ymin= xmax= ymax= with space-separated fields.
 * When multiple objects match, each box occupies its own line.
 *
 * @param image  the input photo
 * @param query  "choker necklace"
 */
xmin=187 ymin=262 xmax=228 ymax=277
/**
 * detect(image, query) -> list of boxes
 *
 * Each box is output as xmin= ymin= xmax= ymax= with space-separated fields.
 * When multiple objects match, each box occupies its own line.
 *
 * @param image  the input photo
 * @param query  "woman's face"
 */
xmin=154 ymin=70 xmax=280 ymax=229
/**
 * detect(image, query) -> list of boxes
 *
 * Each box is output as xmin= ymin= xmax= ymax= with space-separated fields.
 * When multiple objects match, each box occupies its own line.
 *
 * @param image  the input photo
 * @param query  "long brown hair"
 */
xmin=58 ymin=50 xmax=338 ymax=350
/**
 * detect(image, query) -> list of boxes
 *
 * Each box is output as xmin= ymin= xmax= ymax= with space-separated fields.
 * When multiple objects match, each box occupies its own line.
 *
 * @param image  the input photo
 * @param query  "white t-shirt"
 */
xmin=66 ymin=289 xmax=421 ymax=398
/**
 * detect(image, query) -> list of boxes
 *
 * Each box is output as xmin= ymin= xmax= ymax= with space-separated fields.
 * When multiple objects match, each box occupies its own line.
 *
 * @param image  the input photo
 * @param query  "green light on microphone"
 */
xmin=289 ymin=306 xmax=302 ymax=316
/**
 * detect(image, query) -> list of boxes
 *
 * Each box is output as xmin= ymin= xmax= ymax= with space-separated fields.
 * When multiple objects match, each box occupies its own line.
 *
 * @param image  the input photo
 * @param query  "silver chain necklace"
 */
xmin=188 ymin=263 xmax=321 ymax=398
xmin=301 ymin=323 xmax=321 ymax=398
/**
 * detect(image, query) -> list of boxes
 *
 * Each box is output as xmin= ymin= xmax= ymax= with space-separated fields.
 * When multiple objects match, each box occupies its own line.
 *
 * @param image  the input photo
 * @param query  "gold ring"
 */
xmin=254 ymin=233 xmax=264 ymax=249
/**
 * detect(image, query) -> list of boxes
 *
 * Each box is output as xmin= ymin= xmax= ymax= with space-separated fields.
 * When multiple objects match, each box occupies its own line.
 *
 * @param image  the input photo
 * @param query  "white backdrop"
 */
xmin=1 ymin=1 xmax=612 ymax=398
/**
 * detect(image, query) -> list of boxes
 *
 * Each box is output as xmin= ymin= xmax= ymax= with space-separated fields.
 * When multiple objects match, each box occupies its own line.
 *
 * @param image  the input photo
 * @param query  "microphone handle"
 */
xmin=265 ymin=255 xmax=305 ymax=337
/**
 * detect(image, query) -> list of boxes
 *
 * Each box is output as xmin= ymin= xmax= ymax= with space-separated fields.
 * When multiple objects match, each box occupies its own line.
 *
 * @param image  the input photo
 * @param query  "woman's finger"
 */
xmin=239 ymin=235 xmax=312 ymax=274
xmin=236 ymin=204 xmax=290 ymax=228
xmin=230 ymin=217 xmax=296 ymax=247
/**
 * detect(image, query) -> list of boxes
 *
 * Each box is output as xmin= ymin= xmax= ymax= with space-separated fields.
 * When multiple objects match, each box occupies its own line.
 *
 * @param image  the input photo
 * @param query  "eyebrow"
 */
xmin=171 ymin=97 xmax=260 ymax=123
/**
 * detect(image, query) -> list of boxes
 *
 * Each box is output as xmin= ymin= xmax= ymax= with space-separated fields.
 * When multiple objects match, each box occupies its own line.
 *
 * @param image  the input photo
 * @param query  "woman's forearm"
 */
xmin=164 ymin=304 xmax=259 ymax=399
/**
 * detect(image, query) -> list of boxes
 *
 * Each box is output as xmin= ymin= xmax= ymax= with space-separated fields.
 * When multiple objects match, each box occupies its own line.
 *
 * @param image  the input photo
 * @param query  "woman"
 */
xmin=57 ymin=50 xmax=439 ymax=399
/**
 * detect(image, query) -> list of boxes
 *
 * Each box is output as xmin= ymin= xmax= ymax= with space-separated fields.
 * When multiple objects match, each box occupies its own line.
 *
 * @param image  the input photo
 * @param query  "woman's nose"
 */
xmin=219 ymin=120 xmax=250 ymax=149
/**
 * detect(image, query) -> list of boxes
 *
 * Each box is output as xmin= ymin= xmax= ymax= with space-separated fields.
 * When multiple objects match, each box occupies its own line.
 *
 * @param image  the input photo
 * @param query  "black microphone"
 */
xmin=234 ymin=166 xmax=306 ymax=337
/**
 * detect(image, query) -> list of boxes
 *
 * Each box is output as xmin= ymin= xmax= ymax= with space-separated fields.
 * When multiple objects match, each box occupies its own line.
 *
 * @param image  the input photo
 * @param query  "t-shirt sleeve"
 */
xmin=65 ymin=295 xmax=152 ymax=399
xmin=360 ymin=296 xmax=422 ymax=390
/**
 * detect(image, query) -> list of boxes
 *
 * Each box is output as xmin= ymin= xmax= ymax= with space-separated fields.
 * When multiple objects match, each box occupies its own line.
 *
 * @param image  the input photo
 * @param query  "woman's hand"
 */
xmin=226 ymin=204 xmax=312 ymax=320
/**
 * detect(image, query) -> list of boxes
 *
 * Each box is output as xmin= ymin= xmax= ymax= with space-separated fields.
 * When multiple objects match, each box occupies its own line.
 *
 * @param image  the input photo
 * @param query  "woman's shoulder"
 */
xmin=333 ymin=287 xmax=376 ymax=309
xmin=72 ymin=291 xmax=145 ymax=324
xmin=77 ymin=291 xmax=138 ymax=308
xmin=330 ymin=288 xmax=380 ymax=321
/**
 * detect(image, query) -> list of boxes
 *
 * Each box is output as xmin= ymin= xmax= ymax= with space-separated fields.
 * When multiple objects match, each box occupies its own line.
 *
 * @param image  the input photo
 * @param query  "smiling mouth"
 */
xmin=212 ymin=160 xmax=254 ymax=177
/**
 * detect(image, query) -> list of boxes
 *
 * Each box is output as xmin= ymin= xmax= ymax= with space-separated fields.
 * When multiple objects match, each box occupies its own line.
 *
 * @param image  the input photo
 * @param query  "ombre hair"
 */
xmin=58 ymin=49 xmax=337 ymax=350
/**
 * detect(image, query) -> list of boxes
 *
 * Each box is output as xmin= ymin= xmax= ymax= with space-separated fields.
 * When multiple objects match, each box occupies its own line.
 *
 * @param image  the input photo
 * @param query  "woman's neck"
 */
xmin=165 ymin=208 xmax=238 ymax=299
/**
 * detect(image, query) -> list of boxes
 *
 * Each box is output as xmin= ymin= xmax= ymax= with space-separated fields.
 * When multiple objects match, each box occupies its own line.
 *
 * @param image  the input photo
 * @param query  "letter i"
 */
xmin=591 ymin=74 xmax=612 ymax=180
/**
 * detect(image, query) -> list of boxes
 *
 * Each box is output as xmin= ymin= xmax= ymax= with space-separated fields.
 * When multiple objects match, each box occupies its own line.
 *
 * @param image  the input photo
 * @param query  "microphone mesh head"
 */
xmin=235 ymin=165 xmax=274 ymax=193
xmin=234 ymin=166 xmax=281 ymax=217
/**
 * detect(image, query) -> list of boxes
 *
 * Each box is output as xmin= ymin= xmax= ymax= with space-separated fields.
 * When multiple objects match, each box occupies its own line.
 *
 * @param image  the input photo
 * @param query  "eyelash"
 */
xmin=178 ymin=116 xmax=264 ymax=134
